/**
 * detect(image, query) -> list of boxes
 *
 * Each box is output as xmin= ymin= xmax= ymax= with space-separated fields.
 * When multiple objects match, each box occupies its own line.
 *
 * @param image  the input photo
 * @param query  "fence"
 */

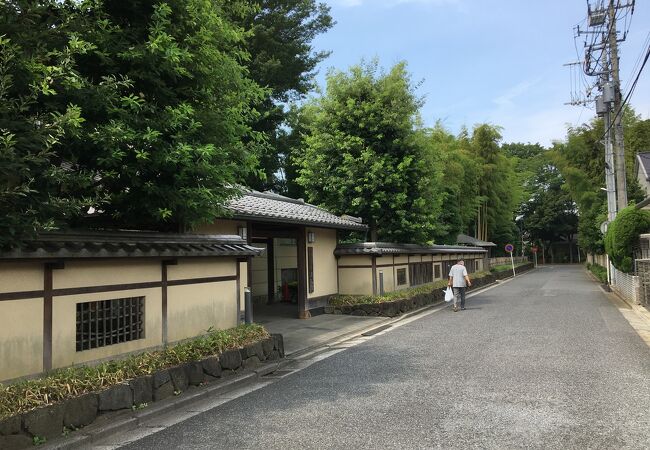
xmin=586 ymin=253 xmax=607 ymax=267
xmin=489 ymin=256 xmax=528 ymax=267
xmin=610 ymin=264 xmax=641 ymax=305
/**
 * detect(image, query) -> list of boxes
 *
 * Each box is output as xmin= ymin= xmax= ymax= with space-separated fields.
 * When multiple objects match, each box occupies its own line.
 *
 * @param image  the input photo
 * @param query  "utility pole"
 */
xmin=569 ymin=0 xmax=635 ymax=221
xmin=608 ymin=1 xmax=628 ymax=210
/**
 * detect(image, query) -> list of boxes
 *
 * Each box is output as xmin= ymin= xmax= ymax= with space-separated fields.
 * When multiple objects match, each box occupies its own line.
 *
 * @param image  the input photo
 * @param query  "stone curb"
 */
xmin=2 ymin=335 xmax=285 ymax=450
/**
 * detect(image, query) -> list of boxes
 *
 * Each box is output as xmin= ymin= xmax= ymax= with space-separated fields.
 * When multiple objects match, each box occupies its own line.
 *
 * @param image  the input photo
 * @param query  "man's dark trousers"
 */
xmin=452 ymin=287 xmax=466 ymax=309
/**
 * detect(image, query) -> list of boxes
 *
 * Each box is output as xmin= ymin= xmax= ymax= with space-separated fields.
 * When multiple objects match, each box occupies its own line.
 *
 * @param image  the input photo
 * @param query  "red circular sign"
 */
xmin=532 ymin=246 xmax=538 ymax=253
xmin=504 ymin=244 xmax=514 ymax=253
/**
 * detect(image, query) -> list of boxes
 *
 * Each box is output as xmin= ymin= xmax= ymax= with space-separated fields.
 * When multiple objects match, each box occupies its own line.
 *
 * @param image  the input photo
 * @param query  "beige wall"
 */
xmin=52 ymin=287 xmax=162 ymax=369
xmin=251 ymin=243 xmax=268 ymax=299
xmin=167 ymin=281 xmax=237 ymax=342
xmin=0 ymin=261 xmax=42 ymax=293
xmin=307 ymin=228 xmax=338 ymax=298
xmin=0 ymin=298 xmax=43 ymax=380
xmin=338 ymin=267 xmax=373 ymax=296
xmin=0 ymin=256 xmax=242 ymax=382
xmin=194 ymin=218 xmax=245 ymax=236
xmin=54 ymin=260 xmax=159 ymax=290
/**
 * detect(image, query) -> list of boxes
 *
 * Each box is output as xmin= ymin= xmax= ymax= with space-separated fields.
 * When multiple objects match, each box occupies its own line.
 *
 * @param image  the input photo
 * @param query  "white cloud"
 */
xmin=493 ymin=77 xmax=543 ymax=109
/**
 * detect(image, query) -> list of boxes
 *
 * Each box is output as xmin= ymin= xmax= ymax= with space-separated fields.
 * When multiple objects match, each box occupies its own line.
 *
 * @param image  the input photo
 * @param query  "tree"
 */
xmin=0 ymin=2 xmax=96 ymax=248
xmin=424 ymin=124 xmax=481 ymax=244
xmin=2 ymin=0 xmax=266 ymax=243
xmin=234 ymin=0 xmax=334 ymax=192
xmin=518 ymin=164 xmax=578 ymax=263
xmin=296 ymin=61 xmax=442 ymax=243
xmin=471 ymin=124 xmax=521 ymax=248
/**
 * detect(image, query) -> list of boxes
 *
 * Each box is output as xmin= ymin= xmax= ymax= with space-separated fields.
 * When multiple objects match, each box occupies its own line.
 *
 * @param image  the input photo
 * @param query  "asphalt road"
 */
xmin=117 ymin=266 xmax=650 ymax=449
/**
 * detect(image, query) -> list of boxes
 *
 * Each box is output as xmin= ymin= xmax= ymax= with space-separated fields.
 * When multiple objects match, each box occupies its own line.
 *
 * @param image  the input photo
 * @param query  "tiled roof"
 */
xmin=227 ymin=190 xmax=368 ymax=231
xmin=334 ymin=242 xmax=487 ymax=256
xmin=0 ymin=231 xmax=263 ymax=260
xmin=456 ymin=233 xmax=497 ymax=247
xmin=637 ymin=152 xmax=650 ymax=180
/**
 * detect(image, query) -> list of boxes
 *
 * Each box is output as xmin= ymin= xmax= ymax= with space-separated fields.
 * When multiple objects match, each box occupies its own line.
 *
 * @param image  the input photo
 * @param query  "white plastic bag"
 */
xmin=444 ymin=287 xmax=453 ymax=302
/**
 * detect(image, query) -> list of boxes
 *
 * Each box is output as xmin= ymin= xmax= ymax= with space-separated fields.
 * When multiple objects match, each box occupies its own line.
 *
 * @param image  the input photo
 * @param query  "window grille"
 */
xmin=434 ymin=264 xmax=441 ymax=279
xmin=409 ymin=262 xmax=433 ymax=286
xmin=76 ymin=297 xmax=145 ymax=351
xmin=396 ymin=268 xmax=407 ymax=286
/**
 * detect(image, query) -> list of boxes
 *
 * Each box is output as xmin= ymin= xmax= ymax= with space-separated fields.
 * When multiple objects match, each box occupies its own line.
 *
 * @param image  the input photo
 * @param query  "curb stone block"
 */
xmin=0 ymin=434 xmax=33 ymax=450
xmin=22 ymin=403 xmax=64 ymax=439
xmin=98 ymin=384 xmax=133 ymax=411
xmin=243 ymin=356 xmax=261 ymax=370
xmin=153 ymin=382 xmax=175 ymax=401
xmin=271 ymin=334 xmax=284 ymax=358
xmin=169 ymin=366 xmax=188 ymax=392
xmin=0 ymin=415 xmax=21 ymax=436
xmin=220 ymin=349 xmax=242 ymax=370
xmin=261 ymin=338 xmax=274 ymax=358
xmin=63 ymin=393 xmax=98 ymax=428
xmin=153 ymin=369 xmax=170 ymax=388
xmin=251 ymin=342 xmax=266 ymax=361
xmin=201 ymin=356 xmax=222 ymax=378
xmin=185 ymin=362 xmax=205 ymax=386
xmin=129 ymin=376 xmax=153 ymax=405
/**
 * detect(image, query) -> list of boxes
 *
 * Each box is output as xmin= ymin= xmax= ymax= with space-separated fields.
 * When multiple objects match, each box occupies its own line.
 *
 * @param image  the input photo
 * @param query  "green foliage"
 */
xmin=471 ymin=124 xmax=522 ymax=249
xmin=586 ymin=262 xmax=607 ymax=283
xmin=424 ymin=124 xmax=482 ymax=244
xmin=0 ymin=324 xmax=268 ymax=420
xmin=235 ymin=0 xmax=334 ymax=192
xmin=297 ymin=60 xmax=442 ymax=243
xmin=1 ymin=0 xmax=265 ymax=245
xmin=604 ymin=205 xmax=650 ymax=273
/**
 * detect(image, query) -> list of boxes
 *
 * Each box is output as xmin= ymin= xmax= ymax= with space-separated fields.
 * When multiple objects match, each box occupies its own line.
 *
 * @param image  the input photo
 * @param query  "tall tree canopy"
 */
xmin=1 ymin=0 xmax=265 ymax=247
xmin=296 ymin=61 xmax=442 ymax=243
xmin=236 ymin=0 xmax=334 ymax=192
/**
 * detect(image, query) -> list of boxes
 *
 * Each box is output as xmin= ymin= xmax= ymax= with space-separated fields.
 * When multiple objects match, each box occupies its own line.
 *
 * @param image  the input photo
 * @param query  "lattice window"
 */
xmin=76 ymin=297 xmax=145 ymax=351
xmin=396 ymin=268 xmax=407 ymax=286
xmin=434 ymin=264 xmax=442 ymax=279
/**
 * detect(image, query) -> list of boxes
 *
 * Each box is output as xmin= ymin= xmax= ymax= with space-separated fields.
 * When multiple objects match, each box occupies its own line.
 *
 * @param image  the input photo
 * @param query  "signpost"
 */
xmin=505 ymin=243 xmax=515 ymax=276
xmin=532 ymin=246 xmax=538 ymax=268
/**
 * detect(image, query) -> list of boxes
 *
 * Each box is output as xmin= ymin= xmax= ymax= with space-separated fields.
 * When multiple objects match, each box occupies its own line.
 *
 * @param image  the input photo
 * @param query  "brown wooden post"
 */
xmin=161 ymin=259 xmax=177 ymax=346
xmin=297 ymin=226 xmax=310 ymax=319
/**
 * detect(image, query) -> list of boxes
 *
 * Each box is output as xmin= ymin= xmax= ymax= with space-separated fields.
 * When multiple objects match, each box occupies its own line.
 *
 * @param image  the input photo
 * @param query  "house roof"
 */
xmin=637 ymin=152 xmax=650 ymax=181
xmin=334 ymin=242 xmax=487 ymax=256
xmin=456 ymin=233 xmax=497 ymax=247
xmin=227 ymin=190 xmax=368 ymax=231
xmin=0 ymin=231 xmax=263 ymax=260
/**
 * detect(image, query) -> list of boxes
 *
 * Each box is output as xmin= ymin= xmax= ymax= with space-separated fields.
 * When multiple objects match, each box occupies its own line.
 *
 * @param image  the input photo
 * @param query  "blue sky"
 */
xmin=310 ymin=0 xmax=650 ymax=146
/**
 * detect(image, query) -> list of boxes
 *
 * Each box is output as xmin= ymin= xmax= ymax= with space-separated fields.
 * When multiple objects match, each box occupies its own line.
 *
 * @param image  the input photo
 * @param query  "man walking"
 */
xmin=448 ymin=260 xmax=472 ymax=312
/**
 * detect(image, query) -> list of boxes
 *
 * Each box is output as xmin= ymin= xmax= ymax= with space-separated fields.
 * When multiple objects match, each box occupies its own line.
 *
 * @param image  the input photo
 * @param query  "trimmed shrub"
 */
xmin=604 ymin=206 xmax=650 ymax=273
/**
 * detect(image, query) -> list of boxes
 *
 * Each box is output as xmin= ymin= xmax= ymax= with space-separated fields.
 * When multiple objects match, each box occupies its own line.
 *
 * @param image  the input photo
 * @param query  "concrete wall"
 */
xmin=0 ymin=256 xmax=242 ymax=382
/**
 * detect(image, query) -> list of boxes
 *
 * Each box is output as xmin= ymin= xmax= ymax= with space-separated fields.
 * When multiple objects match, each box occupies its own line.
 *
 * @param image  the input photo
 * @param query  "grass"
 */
xmin=330 ymin=271 xmax=492 ymax=307
xmin=586 ymin=262 xmax=608 ymax=283
xmin=0 ymin=324 xmax=268 ymax=420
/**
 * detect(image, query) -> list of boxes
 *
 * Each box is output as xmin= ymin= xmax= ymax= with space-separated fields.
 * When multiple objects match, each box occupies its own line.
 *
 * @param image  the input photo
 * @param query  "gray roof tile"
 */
xmin=227 ymin=190 xmax=367 ymax=231
xmin=334 ymin=242 xmax=487 ymax=256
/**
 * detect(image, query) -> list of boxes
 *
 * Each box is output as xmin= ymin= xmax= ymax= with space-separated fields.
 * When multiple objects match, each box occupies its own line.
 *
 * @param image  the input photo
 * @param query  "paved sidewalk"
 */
xmin=257 ymin=312 xmax=389 ymax=355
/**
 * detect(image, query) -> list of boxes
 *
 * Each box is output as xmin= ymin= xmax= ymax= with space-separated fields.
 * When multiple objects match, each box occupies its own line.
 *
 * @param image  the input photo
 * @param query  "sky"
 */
xmin=310 ymin=0 xmax=650 ymax=146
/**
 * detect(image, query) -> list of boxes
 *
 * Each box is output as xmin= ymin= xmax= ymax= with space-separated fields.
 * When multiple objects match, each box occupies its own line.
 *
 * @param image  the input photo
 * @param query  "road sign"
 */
xmin=532 ymin=246 xmax=538 ymax=253
xmin=504 ymin=243 xmax=514 ymax=253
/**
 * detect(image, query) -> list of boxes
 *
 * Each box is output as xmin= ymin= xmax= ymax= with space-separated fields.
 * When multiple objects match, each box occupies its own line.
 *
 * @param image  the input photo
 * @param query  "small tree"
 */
xmin=297 ymin=61 xmax=442 ymax=243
